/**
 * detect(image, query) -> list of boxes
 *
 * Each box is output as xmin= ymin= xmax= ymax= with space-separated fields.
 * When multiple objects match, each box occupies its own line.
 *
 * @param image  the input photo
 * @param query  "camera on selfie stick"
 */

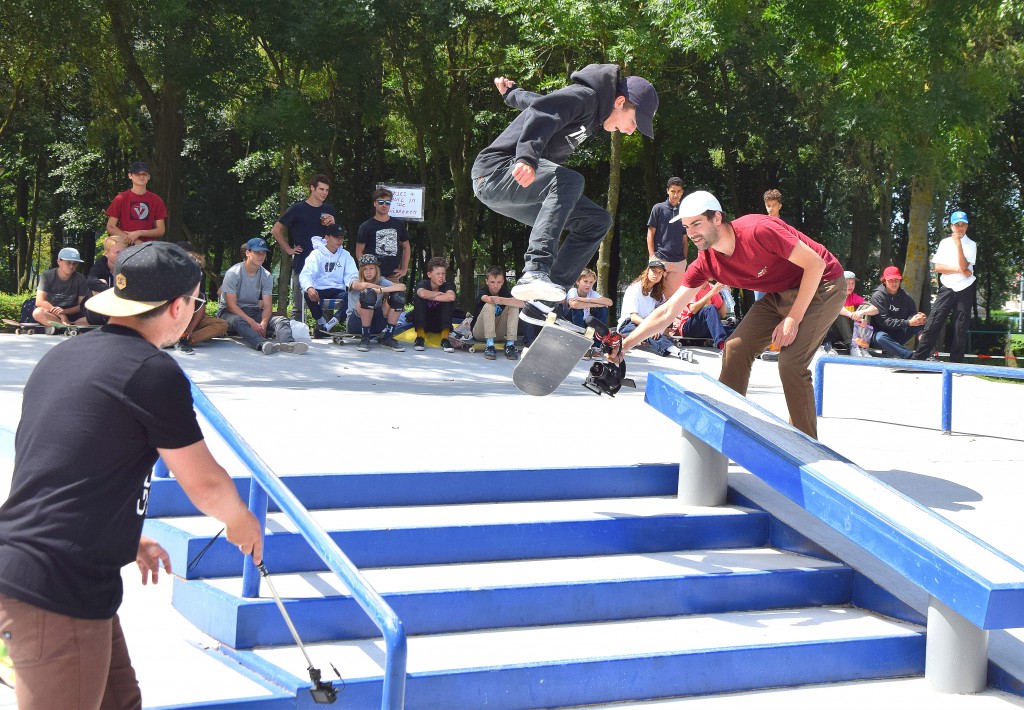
xmin=582 ymin=316 xmax=636 ymax=397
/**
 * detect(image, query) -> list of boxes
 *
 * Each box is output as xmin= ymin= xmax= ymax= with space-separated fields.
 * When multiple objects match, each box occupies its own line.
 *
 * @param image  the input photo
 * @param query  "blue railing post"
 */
xmin=814 ymin=357 xmax=826 ymax=416
xmin=153 ymin=457 xmax=171 ymax=478
xmin=941 ymin=369 xmax=953 ymax=434
xmin=242 ymin=481 xmax=269 ymax=598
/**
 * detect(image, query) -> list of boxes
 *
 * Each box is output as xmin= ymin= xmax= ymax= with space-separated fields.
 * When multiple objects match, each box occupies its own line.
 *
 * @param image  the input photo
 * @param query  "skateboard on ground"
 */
xmin=513 ymin=311 xmax=594 ymax=395
xmin=448 ymin=333 xmax=477 ymax=352
xmin=2 ymin=318 xmax=45 ymax=335
xmin=47 ymin=321 xmax=99 ymax=336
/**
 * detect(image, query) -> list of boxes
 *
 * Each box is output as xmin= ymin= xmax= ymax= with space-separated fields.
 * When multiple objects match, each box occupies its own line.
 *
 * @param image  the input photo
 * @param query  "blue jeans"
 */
xmin=681 ymin=305 xmax=729 ymax=346
xmin=473 ymin=158 xmax=612 ymax=289
xmin=872 ymin=325 xmax=924 ymax=359
xmin=223 ymin=305 xmax=294 ymax=350
xmin=619 ymin=321 xmax=675 ymax=355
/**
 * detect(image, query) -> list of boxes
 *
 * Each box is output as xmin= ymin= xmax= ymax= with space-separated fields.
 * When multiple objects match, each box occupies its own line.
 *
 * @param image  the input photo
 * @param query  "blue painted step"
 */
xmin=216 ymin=608 xmax=925 ymax=710
xmin=170 ymin=549 xmax=853 ymax=648
xmin=145 ymin=499 xmax=768 ymax=579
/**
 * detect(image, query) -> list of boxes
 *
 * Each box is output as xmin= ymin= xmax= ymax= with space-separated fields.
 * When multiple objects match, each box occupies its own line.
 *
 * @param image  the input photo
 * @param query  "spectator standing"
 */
xmin=647 ymin=177 xmax=687 ymax=298
xmin=105 ymin=161 xmax=167 ymax=244
xmin=271 ymin=174 xmax=336 ymax=319
xmin=355 ymin=188 xmax=411 ymax=282
xmin=911 ymin=210 xmax=977 ymax=362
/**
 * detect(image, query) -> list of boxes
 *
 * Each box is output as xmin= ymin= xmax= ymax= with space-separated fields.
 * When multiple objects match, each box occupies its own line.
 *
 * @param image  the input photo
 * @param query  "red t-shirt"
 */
xmin=683 ymin=214 xmax=842 ymax=293
xmin=678 ymin=283 xmax=724 ymax=327
xmin=105 ymin=189 xmax=167 ymax=242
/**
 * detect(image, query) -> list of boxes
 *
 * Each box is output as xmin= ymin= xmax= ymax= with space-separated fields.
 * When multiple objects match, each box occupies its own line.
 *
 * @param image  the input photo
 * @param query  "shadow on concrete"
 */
xmin=868 ymin=469 xmax=982 ymax=512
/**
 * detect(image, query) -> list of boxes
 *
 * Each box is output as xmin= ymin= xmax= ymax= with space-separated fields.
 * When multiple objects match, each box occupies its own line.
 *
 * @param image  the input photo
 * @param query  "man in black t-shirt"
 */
xmin=355 ymin=187 xmax=410 ymax=281
xmin=0 ymin=242 xmax=263 ymax=709
xmin=647 ymin=177 xmax=687 ymax=299
xmin=271 ymin=173 xmax=337 ymax=318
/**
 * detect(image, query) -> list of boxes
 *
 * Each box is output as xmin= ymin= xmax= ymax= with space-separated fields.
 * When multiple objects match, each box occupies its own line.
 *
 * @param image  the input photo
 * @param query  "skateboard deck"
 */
xmin=48 ymin=321 xmax=99 ymax=336
xmin=2 ymin=319 xmax=44 ymax=334
xmin=513 ymin=313 xmax=594 ymax=396
xmin=448 ymin=333 xmax=477 ymax=352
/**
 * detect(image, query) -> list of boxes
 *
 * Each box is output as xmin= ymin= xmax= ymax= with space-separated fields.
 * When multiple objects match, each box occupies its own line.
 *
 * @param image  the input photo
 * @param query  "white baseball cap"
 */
xmin=670 ymin=191 xmax=723 ymax=223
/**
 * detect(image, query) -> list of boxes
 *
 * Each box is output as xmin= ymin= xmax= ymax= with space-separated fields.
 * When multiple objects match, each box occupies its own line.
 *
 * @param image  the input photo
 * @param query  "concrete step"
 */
xmin=145 ymin=498 xmax=768 ymax=578
xmin=147 ymin=464 xmax=681 ymax=517
xmin=219 ymin=607 xmax=924 ymax=710
xmin=172 ymin=548 xmax=851 ymax=647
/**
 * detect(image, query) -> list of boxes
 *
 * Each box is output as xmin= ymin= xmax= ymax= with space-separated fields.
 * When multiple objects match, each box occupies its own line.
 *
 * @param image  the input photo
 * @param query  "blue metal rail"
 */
xmin=814 ymin=355 xmax=1024 ymax=433
xmin=185 ymin=379 xmax=407 ymax=710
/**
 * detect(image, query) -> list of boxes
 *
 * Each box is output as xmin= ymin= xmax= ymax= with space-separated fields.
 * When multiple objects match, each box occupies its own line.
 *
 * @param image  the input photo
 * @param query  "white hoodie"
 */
xmin=299 ymin=243 xmax=358 ymax=292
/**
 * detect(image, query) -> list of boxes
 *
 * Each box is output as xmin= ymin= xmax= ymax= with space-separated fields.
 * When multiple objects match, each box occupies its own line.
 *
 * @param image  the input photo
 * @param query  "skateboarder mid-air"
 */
xmin=472 ymin=64 xmax=659 ymax=305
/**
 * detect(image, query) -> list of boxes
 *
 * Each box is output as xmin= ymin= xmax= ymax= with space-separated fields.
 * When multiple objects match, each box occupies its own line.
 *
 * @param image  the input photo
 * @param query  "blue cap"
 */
xmin=58 ymin=247 xmax=84 ymax=263
xmin=245 ymin=237 xmax=269 ymax=252
xmin=950 ymin=211 xmax=968 ymax=224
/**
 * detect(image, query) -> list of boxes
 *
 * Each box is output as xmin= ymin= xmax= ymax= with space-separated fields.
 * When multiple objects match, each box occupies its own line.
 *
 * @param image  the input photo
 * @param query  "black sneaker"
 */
xmin=483 ymin=345 xmax=497 ymax=360
xmin=313 ymin=328 xmax=330 ymax=340
xmin=441 ymin=338 xmax=455 ymax=353
xmin=379 ymin=335 xmax=405 ymax=352
xmin=175 ymin=337 xmax=195 ymax=355
xmin=414 ymin=337 xmax=426 ymax=351
xmin=357 ymin=335 xmax=371 ymax=352
xmin=504 ymin=344 xmax=520 ymax=360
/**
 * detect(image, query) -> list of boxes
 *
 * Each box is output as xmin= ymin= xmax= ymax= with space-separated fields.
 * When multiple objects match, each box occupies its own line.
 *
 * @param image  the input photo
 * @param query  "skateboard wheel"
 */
xmin=468 ymin=346 xmax=476 ymax=353
xmin=332 ymin=335 xmax=344 ymax=345
xmin=67 ymin=329 xmax=78 ymax=336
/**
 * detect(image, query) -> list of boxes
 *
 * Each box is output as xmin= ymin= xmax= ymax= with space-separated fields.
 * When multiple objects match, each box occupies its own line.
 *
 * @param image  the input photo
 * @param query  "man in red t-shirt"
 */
xmin=614 ymin=191 xmax=845 ymax=439
xmin=105 ymin=161 xmax=167 ymax=244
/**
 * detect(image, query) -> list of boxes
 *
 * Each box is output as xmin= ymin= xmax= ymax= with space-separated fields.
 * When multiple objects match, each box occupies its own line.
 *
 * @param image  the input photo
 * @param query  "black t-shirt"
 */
xmin=415 ymin=278 xmax=454 ymax=303
xmin=356 ymin=217 xmax=409 ymax=277
xmin=472 ymin=284 xmax=513 ymax=325
xmin=0 ymin=325 xmax=204 ymax=619
xmin=647 ymin=200 xmax=686 ymax=263
xmin=277 ymin=200 xmax=337 ymax=273
xmin=88 ymin=258 xmax=115 ymax=292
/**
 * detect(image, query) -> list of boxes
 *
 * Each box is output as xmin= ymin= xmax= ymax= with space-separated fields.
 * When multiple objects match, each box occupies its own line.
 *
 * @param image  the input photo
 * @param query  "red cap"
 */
xmin=882 ymin=266 xmax=903 ymax=281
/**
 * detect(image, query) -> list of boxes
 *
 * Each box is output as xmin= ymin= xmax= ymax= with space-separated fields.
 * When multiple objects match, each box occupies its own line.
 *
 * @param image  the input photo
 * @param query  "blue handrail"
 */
xmin=814 ymin=354 xmax=1024 ymax=434
xmin=187 ymin=379 xmax=407 ymax=709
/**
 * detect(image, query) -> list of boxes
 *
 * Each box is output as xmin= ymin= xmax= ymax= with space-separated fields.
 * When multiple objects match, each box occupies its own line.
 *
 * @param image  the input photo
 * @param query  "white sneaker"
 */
xmin=510 ymin=272 xmax=566 ymax=302
xmin=261 ymin=341 xmax=281 ymax=355
xmin=279 ymin=341 xmax=308 ymax=355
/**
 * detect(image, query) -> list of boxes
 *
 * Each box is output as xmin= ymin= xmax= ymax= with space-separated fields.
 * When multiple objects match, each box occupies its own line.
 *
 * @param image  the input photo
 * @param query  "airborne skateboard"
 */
xmin=2 ymin=318 xmax=44 ymax=335
xmin=513 ymin=311 xmax=595 ymax=396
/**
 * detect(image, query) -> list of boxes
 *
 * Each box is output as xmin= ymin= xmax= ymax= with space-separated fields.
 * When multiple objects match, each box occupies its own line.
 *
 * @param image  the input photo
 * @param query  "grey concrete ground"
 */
xmin=0 ymin=332 xmax=1022 ymax=707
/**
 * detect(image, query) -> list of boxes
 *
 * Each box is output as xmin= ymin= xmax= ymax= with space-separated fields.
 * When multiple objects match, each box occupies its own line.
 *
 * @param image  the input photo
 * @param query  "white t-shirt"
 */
xmin=566 ymin=287 xmax=604 ymax=320
xmin=932 ymin=235 xmax=977 ymax=291
xmin=618 ymin=281 xmax=664 ymax=329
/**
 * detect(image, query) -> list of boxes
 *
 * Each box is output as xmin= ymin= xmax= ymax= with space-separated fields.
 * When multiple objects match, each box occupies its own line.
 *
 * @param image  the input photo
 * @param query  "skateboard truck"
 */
xmin=582 ymin=316 xmax=636 ymax=397
xmin=257 ymin=562 xmax=342 ymax=704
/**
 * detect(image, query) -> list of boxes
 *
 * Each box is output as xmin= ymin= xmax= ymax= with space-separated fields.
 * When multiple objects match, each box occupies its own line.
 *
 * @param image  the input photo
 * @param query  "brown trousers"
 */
xmin=720 ymin=277 xmax=845 ymax=439
xmin=0 ymin=594 xmax=141 ymax=709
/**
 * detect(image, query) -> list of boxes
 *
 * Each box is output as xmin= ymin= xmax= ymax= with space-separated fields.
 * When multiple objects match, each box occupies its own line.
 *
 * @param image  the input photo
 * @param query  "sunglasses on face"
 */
xmin=376 ymin=199 xmax=392 ymax=206
xmin=185 ymin=295 xmax=207 ymax=313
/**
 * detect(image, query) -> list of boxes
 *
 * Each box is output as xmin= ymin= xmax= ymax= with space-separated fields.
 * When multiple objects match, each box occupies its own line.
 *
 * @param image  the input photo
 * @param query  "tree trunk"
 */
xmin=904 ymin=173 xmax=935 ymax=307
xmin=274 ymin=146 xmax=294 ymax=316
xmin=877 ymin=179 xmax=894 ymax=275
xmin=847 ymin=180 xmax=873 ymax=278
xmin=152 ymin=79 xmax=187 ymax=243
xmin=596 ymin=131 xmax=622 ymax=298
xmin=15 ymin=168 xmax=30 ymax=291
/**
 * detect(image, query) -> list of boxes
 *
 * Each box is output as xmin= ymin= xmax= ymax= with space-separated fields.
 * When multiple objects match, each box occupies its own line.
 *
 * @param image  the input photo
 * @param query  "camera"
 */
xmin=583 ymin=360 xmax=635 ymax=397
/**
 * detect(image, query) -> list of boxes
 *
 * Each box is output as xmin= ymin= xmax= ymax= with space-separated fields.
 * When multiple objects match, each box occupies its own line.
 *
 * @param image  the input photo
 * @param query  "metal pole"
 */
xmin=678 ymin=429 xmax=727 ymax=506
xmin=925 ymin=595 xmax=988 ymax=693
xmin=941 ymin=369 xmax=953 ymax=434
xmin=241 ymin=482 xmax=268 ymax=598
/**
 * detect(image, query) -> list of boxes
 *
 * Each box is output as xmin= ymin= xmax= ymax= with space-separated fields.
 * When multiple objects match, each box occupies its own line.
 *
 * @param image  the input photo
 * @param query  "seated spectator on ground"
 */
xmin=472 ymin=266 xmax=524 ymax=360
xmin=563 ymin=267 xmax=612 ymax=358
xmin=84 ymin=235 xmax=130 ymax=325
xmin=824 ymin=270 xmax=867 ymax=352
xmin=617 ymin=259 xmax=686 ymax=359
xmin=299 ymin=225 xmax=358 ymax=337
xmin=672 ymin=281 xmax=731 ymax=350
xmin=347 ymin=254 xmax=407 ymax=352
xmin=33 ymin=248 xmax=90 ymax=327
xmin=411 ymin=256 xmax=457 ymax=352
xmin=217 ymin=237 xmax=308 ymax=355
xmin=173 ymin=241 xmax=228 ymax=354
xmin=866 ymin=266 xmax=927 ymax=359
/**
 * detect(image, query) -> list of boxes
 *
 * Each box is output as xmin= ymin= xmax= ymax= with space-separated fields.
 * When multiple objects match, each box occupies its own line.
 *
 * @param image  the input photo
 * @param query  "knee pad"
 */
xmin=387 ymin=291 xmax=406 ymax=309
xmin=359 ymin=288 xmax=378 ymax=310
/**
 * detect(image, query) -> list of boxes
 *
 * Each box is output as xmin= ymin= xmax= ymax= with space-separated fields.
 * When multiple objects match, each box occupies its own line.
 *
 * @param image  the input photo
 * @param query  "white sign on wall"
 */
xmin=378 ymin=183 xmax=425 ymax=222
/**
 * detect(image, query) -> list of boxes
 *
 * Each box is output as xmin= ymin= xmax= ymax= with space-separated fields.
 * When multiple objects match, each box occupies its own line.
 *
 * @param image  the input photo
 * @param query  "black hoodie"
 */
xmin=868 ymin=283 xmax=919 ymax=336
xmin=472 ymin=64 xmax=621 ymax=179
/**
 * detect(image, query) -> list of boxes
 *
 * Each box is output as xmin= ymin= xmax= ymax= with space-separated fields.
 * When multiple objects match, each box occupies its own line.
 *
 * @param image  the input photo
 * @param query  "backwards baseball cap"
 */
xmin=647 ymin=257 xmax=666 ymax=270
xmin=245 ymin=237 xmax=270 ymax=252
xmin=58 ymin=247 xmax=84 ymax=263
xmin=129 ymin=161 xmax=150 ymax=174
xmin=671 ymin=190 xmax=723 ymax=223
xmin=882 ymin=266 xmax=903 ymax=281
xmin=950 ymin=210 xmax=969 ymax=224
xmin=86 ymin=242 xmax=201 ymax=317
xmin=621 ymin=76 xmax=659 ymax=139
xmin=843 ymin=270 xmax=857 ymax=280
xmin=359 ymin=254 xmax=380 ymax=266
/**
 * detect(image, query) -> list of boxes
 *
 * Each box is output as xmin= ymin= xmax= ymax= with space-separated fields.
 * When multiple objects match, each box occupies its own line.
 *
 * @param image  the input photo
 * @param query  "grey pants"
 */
xmin=223 ymin=305 xmax=294 ymax=350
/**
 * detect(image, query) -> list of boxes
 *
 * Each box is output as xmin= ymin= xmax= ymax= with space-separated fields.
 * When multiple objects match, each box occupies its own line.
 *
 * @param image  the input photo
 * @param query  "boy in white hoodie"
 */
xmin=299 ymin=225 xmax=358 ymax=336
